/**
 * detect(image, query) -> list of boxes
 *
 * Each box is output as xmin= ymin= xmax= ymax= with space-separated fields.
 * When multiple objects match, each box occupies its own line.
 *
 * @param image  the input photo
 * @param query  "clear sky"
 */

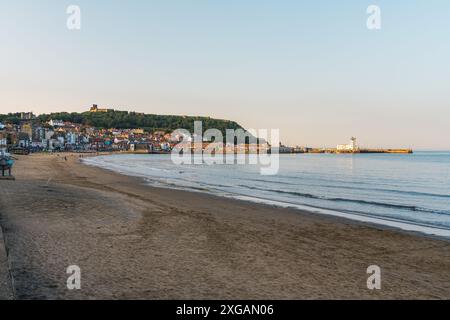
xmin=1 ymin=0 xmax=449 ymax=149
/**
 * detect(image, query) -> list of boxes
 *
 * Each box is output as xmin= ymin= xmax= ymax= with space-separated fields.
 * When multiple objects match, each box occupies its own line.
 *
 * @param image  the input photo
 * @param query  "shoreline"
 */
xmin=0 ymin=153 xmax=449 ymax=299
xmin=82 ymin=153 xmax=450 ymax=241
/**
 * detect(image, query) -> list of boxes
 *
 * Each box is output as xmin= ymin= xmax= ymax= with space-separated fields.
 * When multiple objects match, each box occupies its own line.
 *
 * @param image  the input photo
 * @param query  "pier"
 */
xmin=358 ymin=148 xmax=413 ymax=154
xmin=292 ymin=137 xmax=413 ymax=154
xmin=293 ymin=148 xmax=413 ymax=154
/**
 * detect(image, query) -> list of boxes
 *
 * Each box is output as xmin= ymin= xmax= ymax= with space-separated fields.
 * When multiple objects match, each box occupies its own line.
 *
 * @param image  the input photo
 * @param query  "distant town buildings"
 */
xmin=0 ymin=106 xmax=270 ymax=154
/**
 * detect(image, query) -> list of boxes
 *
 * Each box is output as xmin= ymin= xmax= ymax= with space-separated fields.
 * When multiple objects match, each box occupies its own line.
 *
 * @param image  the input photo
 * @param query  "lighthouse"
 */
xmin=336 ymin=137 xmax=359 ymax=153
xmin=350 ymin=137 xmax=357 ymax=151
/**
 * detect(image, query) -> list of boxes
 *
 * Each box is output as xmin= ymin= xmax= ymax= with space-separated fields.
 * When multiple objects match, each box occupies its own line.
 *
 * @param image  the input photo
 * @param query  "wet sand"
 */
xmin=0 ymin=153 xmax=449 ymax=299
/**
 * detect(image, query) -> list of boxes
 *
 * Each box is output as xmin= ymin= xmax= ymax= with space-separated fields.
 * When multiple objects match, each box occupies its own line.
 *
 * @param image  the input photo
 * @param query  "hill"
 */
xmin=0 ymin=110 xmax=244 ymax=134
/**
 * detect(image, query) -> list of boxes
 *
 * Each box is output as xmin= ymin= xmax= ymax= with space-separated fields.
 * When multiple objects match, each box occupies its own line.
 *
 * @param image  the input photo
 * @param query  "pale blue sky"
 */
xmin=1 ymin=1 xmax=449 ymax=149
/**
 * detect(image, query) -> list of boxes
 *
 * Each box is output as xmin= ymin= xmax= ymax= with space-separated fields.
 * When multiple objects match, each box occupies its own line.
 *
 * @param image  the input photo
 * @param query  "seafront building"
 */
xmin=0 ymin=126 xmax=7 ymax=154
xmin=48 ymin=119 xmax=65 ymax=127
xmin=336 ymin=137 xmax=359 ymax=153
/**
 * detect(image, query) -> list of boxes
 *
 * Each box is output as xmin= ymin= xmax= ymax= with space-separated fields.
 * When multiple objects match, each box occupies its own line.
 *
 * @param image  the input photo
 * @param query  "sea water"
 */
xmin=83 ymin=152 xmax=450 ymax=238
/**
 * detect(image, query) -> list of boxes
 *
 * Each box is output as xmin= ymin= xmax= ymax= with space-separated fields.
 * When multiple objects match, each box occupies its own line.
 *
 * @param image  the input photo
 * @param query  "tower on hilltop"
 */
xmin=89 ymin=104 xmax=109 ymax=113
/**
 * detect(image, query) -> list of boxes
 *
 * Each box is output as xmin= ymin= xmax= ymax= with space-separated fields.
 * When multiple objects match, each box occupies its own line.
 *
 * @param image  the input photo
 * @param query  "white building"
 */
xmin=48 ymin=119 xmax=64 ymax=127
xmin=66 ymin=132 xmax=77 ymax=144
xmin=0 ymin=122 xmax=5 ymax=130
xmin=45 ymin=130 xmax=55 ymax=140
xmin=0 ymin=137 xmax=7 ymax=154
xmin=337 ymin=137 xmax=358 ymax=152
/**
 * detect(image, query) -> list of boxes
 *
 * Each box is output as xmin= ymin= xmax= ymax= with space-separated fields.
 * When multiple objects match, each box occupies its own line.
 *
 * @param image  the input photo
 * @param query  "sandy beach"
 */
xmin=0 ymin=153 xmax=449 ymax=299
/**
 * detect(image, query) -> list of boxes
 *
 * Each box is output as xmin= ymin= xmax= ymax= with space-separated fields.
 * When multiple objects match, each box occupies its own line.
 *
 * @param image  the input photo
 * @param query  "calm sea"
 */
xmin=84 ymin=152 xmax=450 ymax=238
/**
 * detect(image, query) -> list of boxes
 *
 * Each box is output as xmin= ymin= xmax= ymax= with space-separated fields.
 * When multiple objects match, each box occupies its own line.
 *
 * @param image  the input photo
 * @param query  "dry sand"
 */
xmin=0 ymin=226 xmax=13 ymax=300
xmin=0 ymin=153 xmax=449 ymax=299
